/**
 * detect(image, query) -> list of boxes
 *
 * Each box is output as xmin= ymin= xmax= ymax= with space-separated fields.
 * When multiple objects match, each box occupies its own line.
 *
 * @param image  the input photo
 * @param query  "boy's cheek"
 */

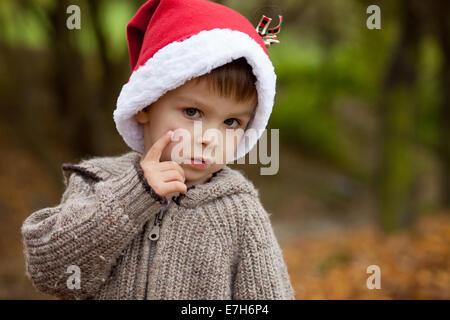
xmin=161 ymin=140 xmax=188 ymax=163
xmin=160 ymin=129 xmax=235 ymax=164
xmin=222 ymin=141 xmax=238 ymax=163
xmin=161 ymin=144 xmax=178 ymax=162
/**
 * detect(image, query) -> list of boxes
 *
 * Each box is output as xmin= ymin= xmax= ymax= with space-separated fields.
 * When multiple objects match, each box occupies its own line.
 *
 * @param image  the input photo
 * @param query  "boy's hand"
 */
xmin=140 ymin=130 xmax=187 ymax=201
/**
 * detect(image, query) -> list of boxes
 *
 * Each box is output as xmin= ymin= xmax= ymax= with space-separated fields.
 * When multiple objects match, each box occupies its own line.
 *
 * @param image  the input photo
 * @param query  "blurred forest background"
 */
xmin=0 ymin=0 xmax=449 ymax=299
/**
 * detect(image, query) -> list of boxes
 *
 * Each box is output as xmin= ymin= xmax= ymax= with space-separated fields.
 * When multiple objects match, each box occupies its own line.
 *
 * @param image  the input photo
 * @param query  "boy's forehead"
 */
xmin=174 ymin=76 xmax=212 ymax=94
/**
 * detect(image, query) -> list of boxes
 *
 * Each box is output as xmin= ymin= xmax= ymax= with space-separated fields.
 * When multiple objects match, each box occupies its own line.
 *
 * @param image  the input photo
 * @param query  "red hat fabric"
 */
xmin=114 ymin=0 xmax=282 ymax=161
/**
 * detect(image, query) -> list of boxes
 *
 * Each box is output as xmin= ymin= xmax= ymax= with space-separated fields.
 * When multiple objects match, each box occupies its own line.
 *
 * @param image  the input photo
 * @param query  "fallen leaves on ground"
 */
xmin=282 ymin=213 xmax=450 ymax=299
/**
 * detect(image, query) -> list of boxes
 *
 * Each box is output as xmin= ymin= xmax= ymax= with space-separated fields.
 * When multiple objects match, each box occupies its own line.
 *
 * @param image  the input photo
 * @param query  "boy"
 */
xmin=21 ymin=0 xmax=294 ymax=299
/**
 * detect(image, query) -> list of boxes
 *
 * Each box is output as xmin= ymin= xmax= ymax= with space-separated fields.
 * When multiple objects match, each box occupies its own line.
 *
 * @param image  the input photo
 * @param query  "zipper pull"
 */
xmin=149 ymin=224 xmax=160 ymax=241
xmin=148 ymin=200 xmax=171 ymax=241
xmin=149 ymin=212 xmax=162 ymax=241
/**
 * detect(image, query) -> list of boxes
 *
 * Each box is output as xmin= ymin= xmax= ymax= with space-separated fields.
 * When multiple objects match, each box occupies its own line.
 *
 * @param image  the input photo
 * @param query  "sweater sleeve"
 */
xmin=21 ymin=160 xmax=166 ymax=300
xmin=232 ymin=195 xmax=296 ymax=300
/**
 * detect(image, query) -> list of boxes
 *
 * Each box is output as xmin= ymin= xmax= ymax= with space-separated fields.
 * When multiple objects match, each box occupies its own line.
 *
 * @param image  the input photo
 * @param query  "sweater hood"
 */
xmin=63 ymin=150 xmax=259 ymax=208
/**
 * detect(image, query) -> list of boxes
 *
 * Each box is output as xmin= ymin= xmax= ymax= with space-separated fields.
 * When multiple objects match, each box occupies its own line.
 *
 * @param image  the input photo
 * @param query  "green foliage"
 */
xmin=0 ymin=1 xmax=50 ymax=48
xmin=269 ymin=28 xmax=390 ymax=175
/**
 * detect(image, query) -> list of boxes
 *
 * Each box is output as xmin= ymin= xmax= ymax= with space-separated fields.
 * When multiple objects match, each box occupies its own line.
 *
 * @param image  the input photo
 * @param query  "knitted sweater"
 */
xmin=21 ymin=150 xmax=295 ymax=300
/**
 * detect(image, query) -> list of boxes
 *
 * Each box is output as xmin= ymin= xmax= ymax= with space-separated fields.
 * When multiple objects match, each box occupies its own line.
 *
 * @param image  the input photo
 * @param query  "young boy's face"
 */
xmin=134 ymin=76 xmax=257 ymax=187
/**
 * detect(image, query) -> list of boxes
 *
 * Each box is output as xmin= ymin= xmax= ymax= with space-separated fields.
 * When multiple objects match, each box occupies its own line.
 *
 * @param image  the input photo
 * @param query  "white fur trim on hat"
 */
xmin=114 ymin=28 xmax=276 ymax=162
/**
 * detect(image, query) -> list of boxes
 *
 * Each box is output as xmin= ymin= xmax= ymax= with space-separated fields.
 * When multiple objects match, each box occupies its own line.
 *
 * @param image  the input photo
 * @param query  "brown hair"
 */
xmin=193 ymin=57 xmax=258 ymax=105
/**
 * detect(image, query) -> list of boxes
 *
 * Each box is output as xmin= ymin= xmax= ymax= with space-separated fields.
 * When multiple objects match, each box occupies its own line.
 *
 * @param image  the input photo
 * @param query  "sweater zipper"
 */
xmin=144 ymin=200 xmax=171 ymax=299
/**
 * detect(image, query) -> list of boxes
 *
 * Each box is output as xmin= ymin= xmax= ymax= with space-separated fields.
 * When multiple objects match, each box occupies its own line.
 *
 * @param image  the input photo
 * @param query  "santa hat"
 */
xmin=114 ymin=0 xmax=282 ymax=162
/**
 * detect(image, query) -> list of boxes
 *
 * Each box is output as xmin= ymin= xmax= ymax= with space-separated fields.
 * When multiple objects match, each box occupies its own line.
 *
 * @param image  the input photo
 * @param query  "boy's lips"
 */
xmin=188 ymin=157 xmax=211 ymax=169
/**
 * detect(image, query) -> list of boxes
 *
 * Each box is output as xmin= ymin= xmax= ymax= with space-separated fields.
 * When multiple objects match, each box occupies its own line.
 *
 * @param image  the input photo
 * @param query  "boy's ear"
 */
xmin=134 ymin=107 xmax=150 ymax=124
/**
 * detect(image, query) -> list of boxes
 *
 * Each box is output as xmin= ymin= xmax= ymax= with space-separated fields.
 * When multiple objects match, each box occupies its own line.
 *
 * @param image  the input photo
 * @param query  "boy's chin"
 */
xmin=182 ymin=169 xmax=210 ymax=187
xmin=182 ymin=164 xmax=222 ymax=179
xmin=181 ymin=163 xmax=210 ymax=174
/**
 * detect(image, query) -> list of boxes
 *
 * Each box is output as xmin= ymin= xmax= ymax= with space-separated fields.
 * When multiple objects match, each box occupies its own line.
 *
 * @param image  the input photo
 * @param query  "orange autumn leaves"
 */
xmin=282 ymin=213 xmax=450 ymax=299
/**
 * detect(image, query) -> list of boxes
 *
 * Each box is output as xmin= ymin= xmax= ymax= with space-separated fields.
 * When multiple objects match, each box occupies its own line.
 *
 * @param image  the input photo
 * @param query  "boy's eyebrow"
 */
xmin=175 ymin=95 xmax=212 ymax=111
xmin=175 ymin=95 xmax=254 ymax=117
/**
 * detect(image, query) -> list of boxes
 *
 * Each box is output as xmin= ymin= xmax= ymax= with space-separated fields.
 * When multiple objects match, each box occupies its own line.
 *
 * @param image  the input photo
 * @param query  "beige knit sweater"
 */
xmin=21 ymin=150 xmax=295 ymax=300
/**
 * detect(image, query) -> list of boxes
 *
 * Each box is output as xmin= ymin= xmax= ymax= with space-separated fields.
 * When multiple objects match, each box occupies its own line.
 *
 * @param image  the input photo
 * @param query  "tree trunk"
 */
xmin=376 ymin=0 xmax=422 ymax=232
xmin=436 ymin=2 xmax=450 ymax=208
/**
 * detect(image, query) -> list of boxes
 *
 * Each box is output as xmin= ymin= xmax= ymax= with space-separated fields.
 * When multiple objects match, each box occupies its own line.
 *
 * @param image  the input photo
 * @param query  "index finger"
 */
xmin=143 ymin=130 xmax=173 ymax=163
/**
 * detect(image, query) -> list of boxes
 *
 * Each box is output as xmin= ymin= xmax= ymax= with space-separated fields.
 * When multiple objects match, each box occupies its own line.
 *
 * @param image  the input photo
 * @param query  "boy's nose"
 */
xmin=195 ymin=132 xmax=220 ymax=148
xmin=196 ymin=134 xmax=212 ymax=145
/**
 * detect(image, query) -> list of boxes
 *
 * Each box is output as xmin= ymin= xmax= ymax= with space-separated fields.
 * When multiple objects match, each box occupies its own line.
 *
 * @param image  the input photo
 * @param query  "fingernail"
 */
xmin=171 ymin=132 xmax=181 ymax=142
xmin=168 ymin=130 xmax=173 ymax=138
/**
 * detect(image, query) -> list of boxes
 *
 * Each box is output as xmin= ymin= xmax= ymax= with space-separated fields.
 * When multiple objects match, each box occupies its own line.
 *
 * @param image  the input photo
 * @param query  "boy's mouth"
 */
xmin=188 ymin=157 xmax=210 ymax=169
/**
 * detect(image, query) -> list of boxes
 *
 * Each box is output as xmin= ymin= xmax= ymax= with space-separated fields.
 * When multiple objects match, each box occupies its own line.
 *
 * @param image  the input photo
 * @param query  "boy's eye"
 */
xmin=184 ymin=108 xmax=200 ymax=118
xmin=224 ymin=118 xmax=240 ymax=128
